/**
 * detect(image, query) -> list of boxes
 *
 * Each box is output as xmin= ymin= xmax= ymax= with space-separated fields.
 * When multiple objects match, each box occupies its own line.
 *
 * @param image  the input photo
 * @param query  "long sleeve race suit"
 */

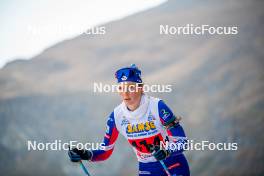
xmin=90 ymin=95 xmax=190 ymax=176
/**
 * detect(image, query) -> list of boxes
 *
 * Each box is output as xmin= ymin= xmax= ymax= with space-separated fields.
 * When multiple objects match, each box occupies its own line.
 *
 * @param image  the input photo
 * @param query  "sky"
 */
xmin=0 ymin=0 xmax=166 ymax=68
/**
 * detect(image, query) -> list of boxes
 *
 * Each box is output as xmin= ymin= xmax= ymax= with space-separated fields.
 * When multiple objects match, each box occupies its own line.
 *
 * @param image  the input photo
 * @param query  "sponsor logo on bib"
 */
xmin=126 ymin=121 xmax=156 ymax=134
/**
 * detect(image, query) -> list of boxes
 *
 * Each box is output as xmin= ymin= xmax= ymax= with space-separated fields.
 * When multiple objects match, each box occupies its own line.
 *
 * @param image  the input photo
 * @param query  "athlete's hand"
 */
xmin=149 ymin=144 xmax=170 ymax=161
xmin=68 ymin=148 xmax=92 ymax=162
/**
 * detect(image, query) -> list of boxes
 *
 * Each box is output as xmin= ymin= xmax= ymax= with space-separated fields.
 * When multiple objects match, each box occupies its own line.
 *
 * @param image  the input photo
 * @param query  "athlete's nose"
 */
xmin=122 ymin=92 xmax=130 ymax=99
xmin=123 ymin=92 xmax=129 ymax=97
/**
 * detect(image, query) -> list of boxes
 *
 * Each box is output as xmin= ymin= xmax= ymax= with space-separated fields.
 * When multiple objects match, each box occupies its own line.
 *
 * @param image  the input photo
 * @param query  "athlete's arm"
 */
xmin=91 ymin=112 xmax=119 ymax=161
xmin=158 ymin=100 xmax=187 ymax=154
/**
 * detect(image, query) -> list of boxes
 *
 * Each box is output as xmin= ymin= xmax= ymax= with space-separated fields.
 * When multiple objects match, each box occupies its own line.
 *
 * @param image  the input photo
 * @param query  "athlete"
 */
xmin=68 ymin=64 xmax=190 ymax=176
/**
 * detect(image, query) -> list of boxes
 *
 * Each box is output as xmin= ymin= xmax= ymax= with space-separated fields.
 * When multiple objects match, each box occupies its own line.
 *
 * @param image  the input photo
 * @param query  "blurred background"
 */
xmin=0 ymin=0 xmax=264 ymax=175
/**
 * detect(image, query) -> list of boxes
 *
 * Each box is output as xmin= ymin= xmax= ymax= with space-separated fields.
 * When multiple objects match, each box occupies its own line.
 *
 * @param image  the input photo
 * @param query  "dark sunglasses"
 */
xmin=115 ymin=68 xmax=141 ymax=79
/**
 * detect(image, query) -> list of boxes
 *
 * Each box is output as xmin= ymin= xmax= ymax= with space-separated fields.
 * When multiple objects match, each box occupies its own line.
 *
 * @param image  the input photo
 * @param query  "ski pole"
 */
xmin=159 ymin=160 xmax=174 ymax=176
xmin=69 ymin=146 xmax=92 ymax=176
xmin=80 ymin=160 xmax=91 ymax=176
xmin=149 ymin=144 xmax=173 ymax=176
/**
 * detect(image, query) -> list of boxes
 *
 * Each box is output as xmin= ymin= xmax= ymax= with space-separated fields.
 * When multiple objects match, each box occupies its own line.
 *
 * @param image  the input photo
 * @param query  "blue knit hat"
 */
xmin=115 ymin=64 xmax=142 ymax=83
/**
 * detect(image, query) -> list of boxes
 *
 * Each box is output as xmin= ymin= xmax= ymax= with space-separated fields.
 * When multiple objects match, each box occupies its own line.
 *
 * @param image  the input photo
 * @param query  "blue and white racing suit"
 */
xmin=90 ymin=94 xmax=190 ymax=176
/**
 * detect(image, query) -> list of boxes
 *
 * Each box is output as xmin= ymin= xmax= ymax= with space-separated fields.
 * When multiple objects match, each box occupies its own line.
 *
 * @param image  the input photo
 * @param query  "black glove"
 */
xmin=149 ymin=144 xmax=170 ymax=161
xmin=68 ymin=148 xmax=92 ymax=162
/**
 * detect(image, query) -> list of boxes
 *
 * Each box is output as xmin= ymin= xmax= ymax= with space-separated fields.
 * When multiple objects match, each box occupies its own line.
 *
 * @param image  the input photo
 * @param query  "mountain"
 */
xmin=0 ymin=0 xmax=263 ymax=175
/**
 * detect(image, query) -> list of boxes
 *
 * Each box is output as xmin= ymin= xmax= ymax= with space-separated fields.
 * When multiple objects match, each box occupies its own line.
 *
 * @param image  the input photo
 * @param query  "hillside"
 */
xmin=0 ymin=0 xmax=263 ymax=175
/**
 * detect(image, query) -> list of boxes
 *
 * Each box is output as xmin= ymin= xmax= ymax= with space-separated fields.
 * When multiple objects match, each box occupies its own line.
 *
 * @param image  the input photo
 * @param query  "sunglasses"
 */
xmin=115 ymin=68 xmax=141 ymax=79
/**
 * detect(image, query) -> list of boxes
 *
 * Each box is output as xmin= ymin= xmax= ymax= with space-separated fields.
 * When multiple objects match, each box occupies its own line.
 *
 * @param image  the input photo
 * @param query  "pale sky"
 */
xmin=0 ymin=0 xmax=166 ymax=68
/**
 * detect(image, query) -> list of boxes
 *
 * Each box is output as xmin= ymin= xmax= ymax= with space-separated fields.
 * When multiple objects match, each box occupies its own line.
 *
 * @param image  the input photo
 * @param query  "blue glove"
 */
xmin=68 ymin=148 xmax=92 ymax=162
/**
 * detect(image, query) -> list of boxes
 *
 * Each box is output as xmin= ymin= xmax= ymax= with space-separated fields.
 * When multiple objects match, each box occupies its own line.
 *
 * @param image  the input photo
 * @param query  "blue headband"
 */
xmin=115 ymin=64 xmax=142 ymax=83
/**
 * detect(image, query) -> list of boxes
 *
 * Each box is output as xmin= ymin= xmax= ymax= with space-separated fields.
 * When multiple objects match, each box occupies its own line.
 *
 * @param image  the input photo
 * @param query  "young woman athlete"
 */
xmin=68 ymin=64 xmax=190 ymax=176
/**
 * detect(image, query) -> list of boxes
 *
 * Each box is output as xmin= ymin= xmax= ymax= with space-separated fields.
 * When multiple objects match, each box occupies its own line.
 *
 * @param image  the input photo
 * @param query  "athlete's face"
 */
xmin=118 ymin=82 xmax=143 ymax=111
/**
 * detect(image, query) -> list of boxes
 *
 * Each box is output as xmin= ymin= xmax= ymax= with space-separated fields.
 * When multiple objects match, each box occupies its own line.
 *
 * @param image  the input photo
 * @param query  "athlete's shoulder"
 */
xmin=106 ymin=111 xmax=115 ymax=122
xmin=148 ymin=95 xmax=161 ymax=103
xmin=146 ymin=95 xmax=171 ymax=111
xmin=156 ymin=99 xmax=176 ymax=125
xmin=106 ymin=103 xmax=122 ymax=124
